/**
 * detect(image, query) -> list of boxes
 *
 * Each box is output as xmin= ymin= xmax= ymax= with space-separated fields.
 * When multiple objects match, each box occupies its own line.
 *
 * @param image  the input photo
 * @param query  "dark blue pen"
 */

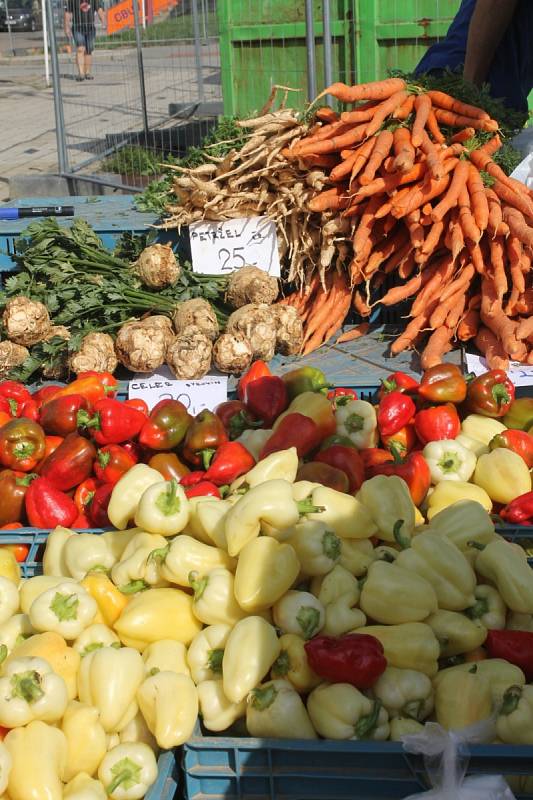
xmin=0 ymin=206 xmax=75 ymax=221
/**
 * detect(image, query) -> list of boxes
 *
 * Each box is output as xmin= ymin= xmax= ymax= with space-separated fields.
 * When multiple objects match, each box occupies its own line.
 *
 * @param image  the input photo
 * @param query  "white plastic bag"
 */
xmin=401 ymin=720 xmax=516 ymax=800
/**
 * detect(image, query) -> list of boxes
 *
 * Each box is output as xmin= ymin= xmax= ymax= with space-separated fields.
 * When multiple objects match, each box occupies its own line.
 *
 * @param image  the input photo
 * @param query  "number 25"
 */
xmin=219 ymin=247 xmax=246 ymax=271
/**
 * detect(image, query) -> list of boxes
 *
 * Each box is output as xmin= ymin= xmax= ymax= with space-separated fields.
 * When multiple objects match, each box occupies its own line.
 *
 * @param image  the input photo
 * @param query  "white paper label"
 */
xmin=189 ymin=216 xmax=281 ymax=276
xmin=128 ymin=367 xmax=228 ymax=413
xmin=465 ymin=352 xmax=533 ymax=387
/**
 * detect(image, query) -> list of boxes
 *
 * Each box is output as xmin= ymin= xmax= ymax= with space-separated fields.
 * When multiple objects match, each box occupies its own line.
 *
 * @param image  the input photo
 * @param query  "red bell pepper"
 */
xmin=485 ymin=629 xmax=533 ymax=681
xmin=39 ymin=394 xmax=91 ymax=437
xmin=315 ymin=445 xmax=365 ymax=493
xmin=124 ymin=398 xmax=149 ymax=416
xmin=259 ymin=413 xmax=321 ymax=460
xmin=181 ymin=411 xmax=229 ymax=469
xmin=489 ymin=429 xmax=533 ymax=469
xmin=467 ymin=370 xmax=515 ymax=418
xmin=0 ymin=470 xmax=33 ymax=526
xmin=0 ymin=411 xmax=12 ymax=429
xmin=377 ymin=391 xmax=416 ymax=438
xmin=20 ymin=398 xmax=40 ymax=421
xmin=243 ymin=376 xmax=289 ymax=427
xmin=122 ymin=441 xmax=143 ymax=463
xmin=72 ymin=512 xmax=91 ymax=529
xmin=87 ymin=482 xmax=114 ymax=528
xmin=296 ymin=461 xmax=350 ymax=493
xmin=45 ymin=372 xmax=118 ymax=405
xmin=0 ymin=381 xmax=31 ymax=418
xmin=25 ymin=477 xmax=78 ymax=528
xmin=80 ymin=399 xmax=146 ymax=446
xmin=0 ymin=419 xmax=46 ymax=472
xmin=185 ymin=481 xmax=221 ymax=499
xmin=74 ymin=477 xmax=100 ymax=514
xmin=237 ymin=360 xmax=272 ymax=401
xmin=359 ymin=448 xmax=394 ymax=470
xmin=32 ymin=385 xmax=62 ymax=408
xmin=378 ymin=371 xmax=419 ymax=399
xmin=327 ymin=388 xmax=358 ymax=407
xmin=148 ymin=453 xmax=190 ymax=481
xmin=94 ymin=444 xmax=136 ymax=485
xmin=380 ymin=423 xmax=418 ymax=456
xmin=414 ymin=403 xmax=460 ymax=444
xmin=39 ymin=433 xmax=97 ymax=491
xmin=215 ymin=400 xmax=263 ymax=440
xmin=319 ymin=434 xmax=358 ymax=450
xmin=418 ymin=363 xmax=467 ymax=404
xmin=204 ymin=441 xmax=255 ymax=486
xmin=304 ymin=633 xmax=387 ymax=689
xmin=40 ymin=436 xmax=64 ymax=464
xmin=180 ymin=471 xmax=206 ymax=487
xmin=499 ymin=491 xmax=533 ymax=526
xmin=138 ymin=399 xmax=192 ymax=451
xmin=368 ymin=447 xmax=431 ymax=506
xmin=0 ymin=399 xmax=14 ymax=419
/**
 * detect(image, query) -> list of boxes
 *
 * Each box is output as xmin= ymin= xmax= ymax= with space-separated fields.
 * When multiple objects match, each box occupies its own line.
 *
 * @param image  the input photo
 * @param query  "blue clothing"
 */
xmin=73 ymin=29 xmax=95 ymax=53
xmin=416 ymin=0 xmax=533 ymax=112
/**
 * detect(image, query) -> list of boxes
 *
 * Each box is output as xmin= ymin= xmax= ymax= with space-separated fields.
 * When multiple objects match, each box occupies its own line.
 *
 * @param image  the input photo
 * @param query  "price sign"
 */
xmin=465 ymin=352 xmax=533 ymax=387
xmin=189 ymin=216 xmax=281 ymax=276
xmin=128 ymin=367 xmax=228 ymax=413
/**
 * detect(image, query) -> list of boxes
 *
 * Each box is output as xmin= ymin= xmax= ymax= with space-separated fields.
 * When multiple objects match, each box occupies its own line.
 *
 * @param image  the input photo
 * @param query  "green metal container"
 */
xmin=217 ymin=0 xmax=461 ymax=117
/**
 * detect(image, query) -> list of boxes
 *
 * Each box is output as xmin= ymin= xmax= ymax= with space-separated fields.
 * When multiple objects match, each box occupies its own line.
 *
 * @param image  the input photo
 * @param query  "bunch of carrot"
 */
xmin=280 ymin=76 xmax=533 ymax=369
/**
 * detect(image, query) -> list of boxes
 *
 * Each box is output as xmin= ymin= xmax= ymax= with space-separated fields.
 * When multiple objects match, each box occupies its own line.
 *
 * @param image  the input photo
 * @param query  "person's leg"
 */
xmin=84 ymin=32 xmax=95 ymax=78
xmin=73 ymin=31 xmax=86 ymax=79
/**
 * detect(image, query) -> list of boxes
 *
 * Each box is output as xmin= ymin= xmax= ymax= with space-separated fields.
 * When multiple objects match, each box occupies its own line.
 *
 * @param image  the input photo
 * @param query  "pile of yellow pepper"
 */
xmin=0 ymin=447 xmax=532 ymax=798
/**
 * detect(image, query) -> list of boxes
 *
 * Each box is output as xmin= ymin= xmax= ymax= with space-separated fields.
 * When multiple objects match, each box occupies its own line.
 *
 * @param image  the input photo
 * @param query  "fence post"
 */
xmin=304 ymin=0 xmax=317 ymax=101
xmin=191 ymin=0 xmax=205 ymax=104
xmin=132 ymin=0 xmax=150 ymax=141
xmin=46 ymin=0 xmax=68 ymax=173
xmin=322 ymin=0 xmax=333 ymax=91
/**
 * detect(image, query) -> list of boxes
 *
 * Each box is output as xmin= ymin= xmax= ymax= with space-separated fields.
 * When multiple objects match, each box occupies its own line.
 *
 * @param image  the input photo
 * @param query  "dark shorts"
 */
xmin=73 ymin=29 xmax=95 ymax=53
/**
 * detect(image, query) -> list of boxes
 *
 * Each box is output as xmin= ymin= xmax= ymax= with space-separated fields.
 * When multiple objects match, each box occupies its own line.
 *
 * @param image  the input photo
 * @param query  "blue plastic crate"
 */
xmin=147 ymin=751 xmax=179 ymax=800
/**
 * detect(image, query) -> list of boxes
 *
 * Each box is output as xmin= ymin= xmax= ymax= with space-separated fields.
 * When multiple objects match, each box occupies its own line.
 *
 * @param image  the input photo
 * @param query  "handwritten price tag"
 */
xmin=128 ymin=367 xmax=228 ymax=413
xmin=466 ymin=352 xmax=533 ymax=387
xmin=189 ymin=216 xmax=281 ymax=276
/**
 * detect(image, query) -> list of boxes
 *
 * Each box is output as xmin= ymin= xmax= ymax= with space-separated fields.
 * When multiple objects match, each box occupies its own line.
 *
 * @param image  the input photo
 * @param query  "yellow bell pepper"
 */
xmin=373 ymin=666 xmax=434 ymax=721
xmin=338 ymin=539 xmax=374 ymax=576
xmin=395 ymin=531 xmax=476 ymax=611
xmin=287 ymin=520 xmax=341 ymax=577
xmin=291 ymin=481 xmax=321 ymax=502
xmin=238 ymin=447 xmax=299 ymax=488
xmin=187 ymin=624 xmax=230 ymax=684
xmin=156 ymin=535 xmax=235 ymax=588
xmin=110 ymin=532 xmax=169 ymax=592
xmin=142 ymin=639 xmax=189 ymax=677
xmin=64 ymin=533 xmax=115 ymax=581
xmin=0 ymin=744 xmax=11 ymax=796
xmin=270 ymin=633 xmax=321 ymax=693
xmin=358 ymin=623 xmax=440 ymax=676
xmin=182 ymin=496 xmax=221 ymax=545
xmin=73 ymin=623 xmax=120 ymax=657
xmin=19 ymin=576 xmax=77 ymax=615
xmin=190 ymin=567 xmax=247 ymax=626
xmin=358 ymin=475 xmax=416 ymax=544
xmin=508 ymin=613 xmax=533 ymax=632
xmin=360 ymin=561 xmax=438 ymax=625
xmin=425 ymin=610 xmax=487 ymax=657
xmin=426 ymin=481 xmax=492 ymax=519
xmin=98 ymin=742 xmax=157 ymax=800
xmin=5 ymin=720 xmax=67 ymax=800
xmin=114 ymin=587 xmax=201 ymax=650
xmin=107 ymin=464 xmax=163 ymax=530
xmin=0 ymin=579 xmax=18 ymax=627
xmin=434 ymin=668 xmax=492 ymax=730
xmin=233 ymin=537 xmax=299 ymax=613
xmin=335 ymin=399 xmax=378 ymax=449
xmin=29 ymin=581 xmax=98 ymax=640
xmin=0 ymin=614 xmax=34 ymax=656
xmin=461 ymin=413 xmax=506 ymax=445
xmin=62 ymin=700 xmax=107 ymax=782
xmin=275 ymin=392 xmax=336 ymax=437
xmin=310 ymin=565 xmax=366 ymax=635
xmin=466 ymin=585 xmax=506 ymax=630
xmin=42 ymin=525 xmax=73 ymax=577
xmin=78 ymin=645 xmax=144 ymax=733
xmin=389 ymin=718 xmax=424 ymax=740
xmin=474 ymin=448 xmax=532 ymax=504
xmin=247 ymin=679 xmax=317 ymax=739
xmin=6 ymin=631 xmax=79 ymax=701
xmin=119 ymin=712 xmax=157 ymax=751
xmin=433 ymin=659 xmax=525 ymax=705
xmin=81 ymin=574 xmax=128 ymax=627
xmin=426 ymin=500 xmax=497 ymax=563
xmin=197 ymin=679 xmax=246 ymax=732
xmin=137 ymin=670 xmax=198 ymax=748
xmin=134 ymin=479 xmax=190 ymax=536
xmin=234 ymin=429 xmax=273 ymax=462
xmin=188 ymin=498 xmax=230 ymax=549
xmin=273 ymin=591 xmax=325 ymax=640
xmin=305 ymin=486 xmax=378 ymax=540
xmin=101 ymin=529 xmax=142 ymax=562
xmin=475 ymin=537 xmax=533 ymax=613
xmin=63 ymin=773 xmax=107 ymax=799
xmin=0 ymin=551 xmax=19 ymax=588
xmin=496 ymin=685 xmax=533 ymax=744
xmin=0 ymin=655 xmax=68 ymax=727
xmin=222 ymin=616 xmax=281 ymax=703
xmin=307 ymin=683 xmax=389 ymax=740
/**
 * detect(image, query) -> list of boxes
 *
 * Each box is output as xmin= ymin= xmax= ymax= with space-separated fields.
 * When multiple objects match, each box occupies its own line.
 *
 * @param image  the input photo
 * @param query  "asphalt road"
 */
xmin=0 ymin=28 xmax=44 ymax=54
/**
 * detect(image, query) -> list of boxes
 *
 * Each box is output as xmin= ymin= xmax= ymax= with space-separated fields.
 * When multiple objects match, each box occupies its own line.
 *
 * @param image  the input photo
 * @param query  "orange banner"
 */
xmin=106 ymin=0 xmax=178 ymax=34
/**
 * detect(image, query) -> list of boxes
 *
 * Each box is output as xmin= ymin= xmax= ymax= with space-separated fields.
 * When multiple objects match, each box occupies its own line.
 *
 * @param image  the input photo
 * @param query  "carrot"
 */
xmin=502 ymin=207 xmax=533 ymax=248
xmin=441 ymin=263 xmax=476 ymax=303
xmin=515 ymin=290 xmax=533 ymax=315
xmin=391 ymin=313 xmax=429 ymax=355
xmin=399 ymin=252 xmax=416 ymax=279
xmin=355 ymin=162 xmax=426 ymax=200
xmin=481 ymin=278 xmax=526 ymax=360
xmin=349 ymin=137 xmax=377 ymax=183
xmin=379 ymin=272 xmax=425 ymax=306
xmin=475 ymin=326 xmax=510 ymax=370
xmin=353 ymin=195 xmax=383 ymax=255
xmin=450 ymin=127 xmax=475 ymax=144
xmin=486 ymin=188 xmax=503 ymax=238
xmin=365 ymin=91 xmax=409 ymax=137
xmin=470 ymin=151 xmax=533 ymax=212
xmin=433 ymin=108 xmax=498 ymax=132
xmin=392 ymin=172 xmax=452 ymax=218
xmin=457 ymin=308 xmax=480 ymax=341
xmin=360 ymin=130 xmax=394 ymax=185
xmin=493 ymin=180 xmax=533 ymax=224
xmin=490 ymin=237 xmax=508 ymax=303
xmin=425 ymin=109 xmax=446 ymax=144
xmin=517 ymin=317 xmax=533 ymax=342
xmin=420 ymin=219 xmax=446 ymax=258
xmin=412 ymin=94 xmax=432 ymax=148
xmin=420 ymin=130 xmax=444 ymax=179
xmin=449 ymin=211 xmax=465 ymax=261
xmin=294 ymin=125 xmax=368 ymax=157
xmin=292 ymin=120 xmax=351 ymax=148
xmin=478 ymin=134 xmax=502 ymax=156
xmin=316 ymin=77 xmax=407 ymax=104
xmin=382 ymin=238 xmax=413 ymax=274
xmin=421 ymin=326 xmax=454 ymax=369
xmin=426 ymin=90 xmax=490 ymax=120
xmin=431 ymin=159 xmax=470 ymax=222
xmin=353 ymin=290 xmax=371 ymax=317
xmin=406 ymin=209 xmax=425 ymax=249
xmin=466 ymin=165 xmax=489 ymax=232
xmin=308 ymin=187 xmax=349 ymax=212
xmin=330 ymin=151 xmax=360 ymax=182
xmin=336 ymin=323 xmax=370 ymax=344
xmin=300 ymin=154 xmax=340 ymax=169
xmin=507 ymin=235 xmax=526 ymax=296
xmin=392 ymin=127 xmax=416 ymax=173
xmin=458 ymin=186 xmax=481 ymax=244
xmin=393 ymin=94 xmax=416 ymax=120
xmin=446 ymin=294 xmax=467 ymax=330
xmin=315 ymin=106 xmax=339 ymax=123
xmin=411 ymin=254 xmax=455 ymax=316
xmin=363 ymin=227 xmax=410 ymax=277
xmin=340 ymin=108 xmax=377 ymax=124
xmin=430 ymin=282 xmax=469 ymax=329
